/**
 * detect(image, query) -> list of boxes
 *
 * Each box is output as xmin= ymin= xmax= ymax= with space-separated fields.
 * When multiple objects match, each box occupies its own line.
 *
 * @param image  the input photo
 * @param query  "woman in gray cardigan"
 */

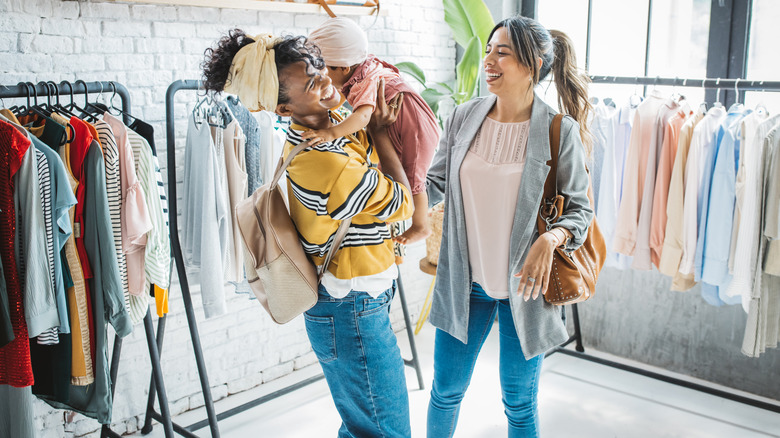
xmin=425 ymin=17 xmax=593 ymax=438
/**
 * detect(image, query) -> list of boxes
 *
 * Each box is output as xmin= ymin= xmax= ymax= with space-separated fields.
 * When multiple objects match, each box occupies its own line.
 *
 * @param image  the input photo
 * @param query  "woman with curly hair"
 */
xmin=202 ymin=31 xmax=414 ymax=437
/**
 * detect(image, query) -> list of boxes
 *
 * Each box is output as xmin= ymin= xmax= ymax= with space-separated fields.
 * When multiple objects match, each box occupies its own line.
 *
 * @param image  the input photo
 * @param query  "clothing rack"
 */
xmin=0 ymin=80 xmax=176 ymax=438
xmin=140 ymin=79 xmax=424 ymax=438
xmin=546 ymin=74 xmax=780 ymax=415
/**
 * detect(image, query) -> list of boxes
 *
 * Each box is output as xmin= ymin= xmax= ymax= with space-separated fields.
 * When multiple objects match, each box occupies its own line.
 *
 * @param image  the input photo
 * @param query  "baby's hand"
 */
xmin=301 ymin=128 xmax=337 ymax=147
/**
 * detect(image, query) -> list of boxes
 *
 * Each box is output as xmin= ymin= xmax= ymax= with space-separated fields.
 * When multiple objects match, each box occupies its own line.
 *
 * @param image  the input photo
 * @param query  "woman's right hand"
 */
xmin=369 ymin=78 xmax=403 ymax=129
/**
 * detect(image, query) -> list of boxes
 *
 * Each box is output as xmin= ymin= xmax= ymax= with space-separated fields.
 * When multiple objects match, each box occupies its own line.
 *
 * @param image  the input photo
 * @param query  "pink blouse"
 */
xmin=460 ymin=117 xmax=530 ymax=299
xmin=103 ymin=113 xmax=153 ymax=297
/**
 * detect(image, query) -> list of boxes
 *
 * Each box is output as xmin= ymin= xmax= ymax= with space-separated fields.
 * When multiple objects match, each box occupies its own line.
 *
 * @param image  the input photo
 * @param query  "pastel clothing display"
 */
xmin=0 ymin=99 xmax=172 ymax=425
xmin=594 ymin=100 xmax=636 ymax=270
xmin=103 ymin=113 xmax=153 ymax=298
xmin=727 ymin=114 xmax=780 ymax=305
xmin=613 ymin=92 xmax=666 ymax=260
xmin=95 ymin=120 xmax=130 ymax=318
xmin=659 ymin=111 xmax=705 ymax=291
xmin=650 ymin=105 xmax=693 ymax=268
xmin=182 ymin=114 xmax=230 ymax=318
xmin=588 ymin=92 xmax=780 ymax=357
xmin=679 ymin=106 xmax=726 ymax=276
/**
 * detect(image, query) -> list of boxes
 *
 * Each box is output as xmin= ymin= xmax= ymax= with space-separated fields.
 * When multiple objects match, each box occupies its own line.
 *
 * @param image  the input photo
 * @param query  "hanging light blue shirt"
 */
xmin=695 ymin=105 xmax=749 ymax=306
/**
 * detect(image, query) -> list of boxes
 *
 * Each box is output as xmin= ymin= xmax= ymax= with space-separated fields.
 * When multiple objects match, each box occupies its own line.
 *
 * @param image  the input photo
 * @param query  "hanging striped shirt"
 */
xmin=36 ymin=147 xmax=60 ymax=345
xmin=127 ymin=129 xmax=170 ymax=323
xmin=284 ymin=112 xmax=412 ymax=281
xmin=95 ymin=120 xmax=131 ymax=318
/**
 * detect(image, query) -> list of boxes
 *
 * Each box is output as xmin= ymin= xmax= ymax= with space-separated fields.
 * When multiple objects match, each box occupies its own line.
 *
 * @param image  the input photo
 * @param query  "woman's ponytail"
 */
xmin=549 ymin=30 xmax=593 ymax=156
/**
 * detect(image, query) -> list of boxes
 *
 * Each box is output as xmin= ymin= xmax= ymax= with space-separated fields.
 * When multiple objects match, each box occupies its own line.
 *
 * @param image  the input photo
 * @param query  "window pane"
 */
xmin=589 ymin=0 xmax=649 ymax=76
xmin=537 ymin=0 xmax=589 ymax=70
xmin=645 ymin=0 xmax=710 ymax=78
xmin=745 ymin=0 xmax=780 ymax=112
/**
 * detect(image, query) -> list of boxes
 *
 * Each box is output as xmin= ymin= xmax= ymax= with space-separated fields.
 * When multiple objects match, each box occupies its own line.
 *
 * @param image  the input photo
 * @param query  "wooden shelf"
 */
xmin=105 ymin=0 xmax=385 ymax=15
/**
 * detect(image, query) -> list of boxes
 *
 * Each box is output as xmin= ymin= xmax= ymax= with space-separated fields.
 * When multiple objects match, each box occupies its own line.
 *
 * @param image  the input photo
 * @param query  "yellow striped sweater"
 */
xmin=284 ymin=113 xmax=413 ymax=280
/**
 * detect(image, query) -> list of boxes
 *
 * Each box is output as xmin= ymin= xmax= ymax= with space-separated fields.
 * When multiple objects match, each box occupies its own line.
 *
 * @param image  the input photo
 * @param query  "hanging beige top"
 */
xmin=460 ymin=117 xmax=530 ymax=299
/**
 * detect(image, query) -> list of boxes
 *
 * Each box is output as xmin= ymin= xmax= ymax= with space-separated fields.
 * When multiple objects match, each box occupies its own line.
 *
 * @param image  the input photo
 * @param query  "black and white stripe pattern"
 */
xmin=153 ymin=155 xmax=169 ymax=228
xmin=375 ymin=181 xmax=403 ymax=221
xmin=288 ymin=177 xmax=329 ymax=216
xmin=286 ymin=128 xmax=350 ymax=156
xmin=96 ymin=120 xmax=131 ymax=315
xmin=37 ymin=148 xmax=59 ymax=345
xmin=330 ymin=169 xmax=379 ymax=220
xmin=299 ymin=221 xmax=392 ymax=257
xmin=341 ymin=222 xmax=392 ymax=247
xmin=299 ymin=229 xmax=340 ymax=258
xmin=37 ymin=329 xmax=59 ymax=344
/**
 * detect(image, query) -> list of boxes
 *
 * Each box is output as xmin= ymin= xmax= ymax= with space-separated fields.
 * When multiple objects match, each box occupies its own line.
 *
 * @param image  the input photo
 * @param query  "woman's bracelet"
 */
xmin=547 ymin=228 xmax=567 ymax=248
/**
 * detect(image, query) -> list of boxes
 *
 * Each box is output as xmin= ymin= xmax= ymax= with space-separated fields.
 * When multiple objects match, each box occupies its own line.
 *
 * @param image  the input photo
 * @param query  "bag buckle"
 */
xmin=539 ymin=199 xmax=558 ymax=231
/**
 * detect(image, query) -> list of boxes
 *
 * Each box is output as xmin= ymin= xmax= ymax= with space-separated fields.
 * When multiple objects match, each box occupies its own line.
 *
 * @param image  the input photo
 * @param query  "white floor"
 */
xmin=137 ymin=323 xmax=780 ymax=438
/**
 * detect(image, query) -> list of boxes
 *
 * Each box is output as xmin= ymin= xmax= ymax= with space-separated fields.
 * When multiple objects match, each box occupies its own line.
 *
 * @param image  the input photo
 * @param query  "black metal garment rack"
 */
xmin=140 ymin=79 xmax=425 ymax=438
xmin=547 ymin=74 xmax=780 ymax=415
xmin=0 ymin=80 xmax=176 ymax=438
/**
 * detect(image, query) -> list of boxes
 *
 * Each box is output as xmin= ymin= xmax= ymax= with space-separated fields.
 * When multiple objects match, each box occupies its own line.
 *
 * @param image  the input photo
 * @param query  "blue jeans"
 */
xmin=304 ymin=285 xmax=411 ymax=438
xmin=427 ymin=283 xmax=544 ymax=438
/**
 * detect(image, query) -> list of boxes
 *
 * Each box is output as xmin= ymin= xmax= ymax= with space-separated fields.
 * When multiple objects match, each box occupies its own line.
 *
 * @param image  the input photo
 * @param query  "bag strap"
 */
xmin=271 ymin=139 xmax=353 ymax=282
xmin=271 ymin=140 xmax=310 ymax=189
xmin=543 ymin=114 xmax=564 ymax=199
xmin=316 ymin=0 xmax=338 ymax=18
xmin=318 ymin=218 xmax=351 ymax=282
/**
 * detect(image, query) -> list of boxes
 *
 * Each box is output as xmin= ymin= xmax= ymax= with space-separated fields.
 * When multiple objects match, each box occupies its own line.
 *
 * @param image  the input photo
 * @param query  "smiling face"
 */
xmin=275 ymin=60 xmax=341 ymax=126
xmin=483 ymin=26 xmax=540 ymax=98
xmin=327 ymin=66 xmax=353 ymax=89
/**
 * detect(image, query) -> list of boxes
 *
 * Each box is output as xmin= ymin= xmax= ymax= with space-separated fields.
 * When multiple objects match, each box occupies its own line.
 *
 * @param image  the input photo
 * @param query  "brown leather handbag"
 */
xmin=537 ymin=114 xmax=607 ymax=305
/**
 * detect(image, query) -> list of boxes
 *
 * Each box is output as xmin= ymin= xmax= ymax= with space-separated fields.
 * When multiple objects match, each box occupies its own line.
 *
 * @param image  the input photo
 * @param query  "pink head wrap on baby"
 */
xmin=309 ymin=17 xmax=368 ymax=68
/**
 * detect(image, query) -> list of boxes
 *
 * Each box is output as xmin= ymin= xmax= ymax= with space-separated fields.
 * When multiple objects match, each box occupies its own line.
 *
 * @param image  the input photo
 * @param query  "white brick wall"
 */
xmin=0 ymin=1 xmax=453 ymax=436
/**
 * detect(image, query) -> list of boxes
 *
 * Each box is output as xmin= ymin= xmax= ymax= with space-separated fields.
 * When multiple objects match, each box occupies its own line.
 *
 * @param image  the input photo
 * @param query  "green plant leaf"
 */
xmin=443 ymin=0 xmax=495 ymax=50
xmin=432 ymin=82 xmax=455 ymax=95
xmin=421 ymin=87 xmax=451 ymax=115
xmin=455 ymin=35 xmax=482 ymax=104
xmin=395 ymin=62 xmax=427 ymax=87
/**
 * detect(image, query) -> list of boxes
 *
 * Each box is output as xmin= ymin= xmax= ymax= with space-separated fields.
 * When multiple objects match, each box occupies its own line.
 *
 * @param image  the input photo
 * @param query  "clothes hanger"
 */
xmin=71 ymin=79 xmax=101 ymax=123
xmin=207 ymin=95 xmax=230 ymax=129
xmin=24 ymin=82 xmax=52 ymax=120
xmin=46 ymin=81 xmax=75 ymax=146
xmin=64 ymin=80 xmax=93 ymax=120
xmin=31 ymin=81 xmax=55 ymax=116
xmin=753 ymin=81 xmax=769 ymax=117
xmin=7 ymin=83 xmax=29 ymax=115
xmin=96 ymin=81 xmax=139 ymax=123
xmin=192 ymin=85 xmax=211 ymax=126
xmin=729 ymin=78 xmax=745 ymax=112
xmin=629 ymin=76 xmax=642 ymax=107
xmin=713 ymin=78 xmax=723 ymax=109
xmin=51 ymin=81 xmax=78 ymax=119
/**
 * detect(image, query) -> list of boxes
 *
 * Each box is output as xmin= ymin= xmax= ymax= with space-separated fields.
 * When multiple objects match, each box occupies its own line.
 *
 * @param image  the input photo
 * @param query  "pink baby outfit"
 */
xmin=341 ymin=55 xmax=439 ymax=195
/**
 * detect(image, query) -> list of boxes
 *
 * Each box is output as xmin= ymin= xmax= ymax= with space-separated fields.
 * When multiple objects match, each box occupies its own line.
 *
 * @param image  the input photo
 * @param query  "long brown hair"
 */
xmin=488 ymin=17 xmax=593 ymax=155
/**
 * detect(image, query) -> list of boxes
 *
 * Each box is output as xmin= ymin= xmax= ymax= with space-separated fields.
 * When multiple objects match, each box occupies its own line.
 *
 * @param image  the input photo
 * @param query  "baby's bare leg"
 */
xmin=395 ymin=192 xmax=432 ymax=245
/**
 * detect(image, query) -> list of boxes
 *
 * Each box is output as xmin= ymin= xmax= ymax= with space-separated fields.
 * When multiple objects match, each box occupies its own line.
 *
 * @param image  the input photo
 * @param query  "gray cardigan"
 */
xmin=426 ymin=93 xmax=593 ymax=359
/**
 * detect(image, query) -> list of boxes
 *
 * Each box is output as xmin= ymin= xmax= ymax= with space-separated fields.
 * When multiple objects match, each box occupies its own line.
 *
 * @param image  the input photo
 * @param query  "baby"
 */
xmin=307 ymin=17 xmax=439 ymax=245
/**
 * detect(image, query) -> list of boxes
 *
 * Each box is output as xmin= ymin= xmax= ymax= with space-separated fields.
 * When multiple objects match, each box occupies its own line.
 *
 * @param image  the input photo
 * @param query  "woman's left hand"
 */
xmin=514 ymin=233 xmax=559 ymax=301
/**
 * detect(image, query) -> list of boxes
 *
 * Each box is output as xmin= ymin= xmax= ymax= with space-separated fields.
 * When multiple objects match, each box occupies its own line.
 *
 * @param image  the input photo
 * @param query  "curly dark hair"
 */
xmin=201 ymin=30 xmax=325 ymax=105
